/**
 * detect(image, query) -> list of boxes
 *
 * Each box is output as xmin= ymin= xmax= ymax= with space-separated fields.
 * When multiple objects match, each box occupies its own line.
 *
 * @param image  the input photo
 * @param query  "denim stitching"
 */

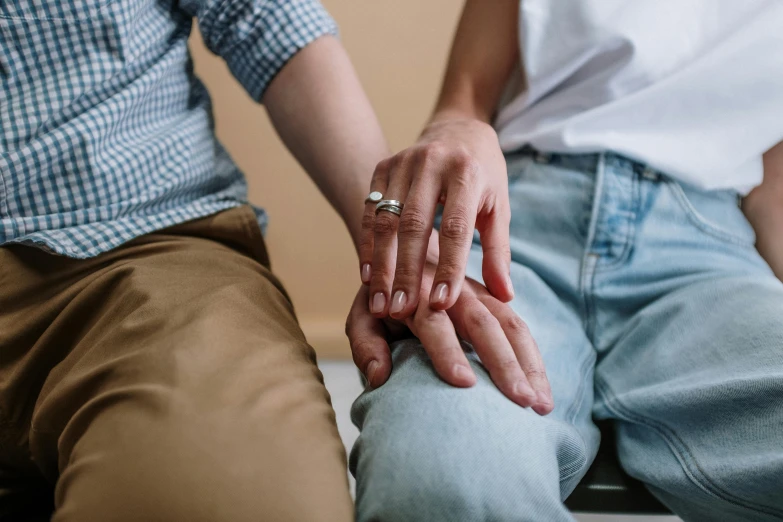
xmin=558 ymin=440 xmax=591 ymax=484
xmin=594 ymin=165 xmax=641 ymax=272
xmin=667 ymin=181 xmax=754 ymax=247
xmin=595 ymin=377 xmax=783 ymax=519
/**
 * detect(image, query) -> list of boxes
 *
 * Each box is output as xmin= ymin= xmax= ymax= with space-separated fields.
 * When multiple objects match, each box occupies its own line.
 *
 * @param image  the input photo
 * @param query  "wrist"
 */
xmin=428 ymin=107 xmax=492 ymax=128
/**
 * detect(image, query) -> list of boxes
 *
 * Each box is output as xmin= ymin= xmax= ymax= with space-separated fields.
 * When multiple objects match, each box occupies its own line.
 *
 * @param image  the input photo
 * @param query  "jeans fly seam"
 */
xmin=579 ymin=152 xmax=604 ymax=343
xmin=594 ymin=377 xmax=783 ymax=519
xmin=594 ymin=170 xmax=641 ymax=272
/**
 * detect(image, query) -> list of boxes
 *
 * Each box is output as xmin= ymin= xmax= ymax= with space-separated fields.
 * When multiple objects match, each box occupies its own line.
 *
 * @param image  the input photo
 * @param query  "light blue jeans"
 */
xmin=350 ymin=150 xmax=783 ymax=522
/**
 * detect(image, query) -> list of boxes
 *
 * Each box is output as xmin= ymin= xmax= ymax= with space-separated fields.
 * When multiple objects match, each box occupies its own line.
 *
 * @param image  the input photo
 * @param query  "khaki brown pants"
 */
xmin=0 ymin=207 xmax=354 ymax=521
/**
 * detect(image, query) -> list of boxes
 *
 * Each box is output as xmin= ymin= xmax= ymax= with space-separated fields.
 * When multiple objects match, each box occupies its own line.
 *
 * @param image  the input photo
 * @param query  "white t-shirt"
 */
xmin=494 ymin=0 xmax=783 ymax=194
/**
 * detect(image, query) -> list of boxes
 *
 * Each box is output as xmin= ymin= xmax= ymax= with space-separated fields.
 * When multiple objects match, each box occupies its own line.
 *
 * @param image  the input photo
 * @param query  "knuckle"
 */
xmin=440 ymin=214 xmax=472 ymax=240
xmin=521 ymin=364 xmax=547 ymax=380
xmin=504 ymin=315 xmax=531 ymax=338
xmin=371 ymin=258 xmax=395 ymax=282
xmin=418 ymin=141 xmax=447 ymax=161
xmin=374 ymin=157 xmax=393 ymax=176
xmin=374 ymin=214 xmax=398 ymax=237
xmin=466 ymin=310 xmax=498 ymax=331
xmin=361 ymin=211 xmax=376 ymax=231
xmin=350 ymin=336 xmax=376 ymax=357
xmin=358 ymin=233 xmax=373 ymax=250
xmin=358 ymin=237 xmax=374 ymax=256
xmin=371 ymin=265 xmax=394 ymax=283
xmin=389 ymin=151 xmax=407 ymax=171
xmin=392 ymin=265 xmax=420 ymax=284
xmin=497 ymin=357 xmax=522 ymax=374
xmin=397 ymin=208 xmax=430 ymax=238
xmin=451 ymin=153 xmax=479 ymax=179
xmin=436 ymin=259 xmax=463 ymax=279
xmin=450 ymin=147 xmax=473 ymax=167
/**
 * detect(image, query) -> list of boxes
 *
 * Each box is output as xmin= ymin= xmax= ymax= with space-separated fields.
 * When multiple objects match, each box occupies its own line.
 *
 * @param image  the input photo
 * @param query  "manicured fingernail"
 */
xmin=432 ymin=283 xmax=449 ymax=305
xmin=366 ymin=360 xmax=379 ymax=384
xmin=390 ymin=290 xmax=407 ymax=315
xmin=361 ymin=264 xmax=371 ymax=284
xmin=370 ymin=292 xmax=386 ymax=314
xmin=515 ymin=381 xmax=536 ymax=401
xmin=453 ymin=364 xmax=472 ymax=381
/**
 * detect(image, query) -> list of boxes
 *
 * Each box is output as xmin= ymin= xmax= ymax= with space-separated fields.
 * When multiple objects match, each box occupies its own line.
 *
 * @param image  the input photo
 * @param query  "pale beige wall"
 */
xmin=189 ymin=1 xmax=462 ymax=357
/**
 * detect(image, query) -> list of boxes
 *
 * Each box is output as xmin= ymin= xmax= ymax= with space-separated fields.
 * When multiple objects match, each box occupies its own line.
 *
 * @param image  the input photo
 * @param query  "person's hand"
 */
xmin=357 ymin=117 xmax=514 ymax=320
xmin=346 ymin=265 xmax=553 ymax=414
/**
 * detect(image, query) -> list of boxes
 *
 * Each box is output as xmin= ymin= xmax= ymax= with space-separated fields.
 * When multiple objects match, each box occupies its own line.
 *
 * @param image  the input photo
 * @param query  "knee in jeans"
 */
xmin=352 ymin=401 xmax=571 ymax=521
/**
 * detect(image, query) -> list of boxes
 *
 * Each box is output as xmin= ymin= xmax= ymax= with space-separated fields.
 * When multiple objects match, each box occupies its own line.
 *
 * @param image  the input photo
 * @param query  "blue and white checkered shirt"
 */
xmin=0 ymin=0 xmax=337 ymax=258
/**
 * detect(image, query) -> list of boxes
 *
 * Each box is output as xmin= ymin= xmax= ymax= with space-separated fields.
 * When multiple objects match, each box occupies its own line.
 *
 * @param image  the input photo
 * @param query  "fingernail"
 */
xmin=370 ymin=292 xmax=386 ymax=314
xmin=453 ymin=364 xmax=472 ymax=381
xmin=432 ymin=283 xmax=449 ymax=305
xmin=361 ymin=264 xmax=371 ymax=284
xmin=514 ymin=381 xmax=536 ymax=401
xmin=507 ymin=274 xmax=515 ymax=296
xmin=366 ymin=360 xmax=379 ymax=384
xmin=537 ymin=390 xmax=552 ymax=407
xmin=389 ymin=290 xmax=407 ymax=315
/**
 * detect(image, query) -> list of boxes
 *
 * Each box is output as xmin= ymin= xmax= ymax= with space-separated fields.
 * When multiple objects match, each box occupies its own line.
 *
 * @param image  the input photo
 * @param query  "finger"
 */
xmin=346 ymin=286 xmax=392 ymax=388
xmin=430 ymin=158 xmax=481 ymax=310
xmin=369 ymin=156 xmax=412 ymax=317
xmin=359 ymin=159 xmax=391 ymax=285
xmin=481 ymin=295 xmax=553 ymax=415
xmin=389 ymin=160 xmax=442 ymax=320
xmin=409 ymin=296 xmax=475 ymax=388
xmin=447 ymin=290 xmax=538 ymax=409
xmin=476 ymin=196 xmax=514 ymax=302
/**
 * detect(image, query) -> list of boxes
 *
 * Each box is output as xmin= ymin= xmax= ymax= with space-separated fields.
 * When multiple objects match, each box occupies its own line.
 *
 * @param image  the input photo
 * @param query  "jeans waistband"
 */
xmin=509 ymin=145 xmax=661 ymax=179
xmin=508 ymin=146 xmax=743 ymax=208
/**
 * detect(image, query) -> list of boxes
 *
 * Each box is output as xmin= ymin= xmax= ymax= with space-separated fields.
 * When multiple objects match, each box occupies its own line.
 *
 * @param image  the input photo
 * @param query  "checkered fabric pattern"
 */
xmin=0 ymin=0 xmax=337 ymax=258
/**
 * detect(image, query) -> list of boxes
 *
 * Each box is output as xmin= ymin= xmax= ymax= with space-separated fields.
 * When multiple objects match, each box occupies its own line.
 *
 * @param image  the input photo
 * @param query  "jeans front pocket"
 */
xmin=667 ymin=180 xmax=756 ymax=247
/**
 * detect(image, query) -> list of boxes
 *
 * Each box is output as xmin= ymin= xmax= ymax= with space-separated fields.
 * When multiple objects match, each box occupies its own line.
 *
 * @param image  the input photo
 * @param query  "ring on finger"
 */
xmin=375 ymin=200 xmax=404 ymax=216
xmin=365 ymin=191 xmax=383 ymax=204
xmin=375 ymin=199 xmax=404 ymax=209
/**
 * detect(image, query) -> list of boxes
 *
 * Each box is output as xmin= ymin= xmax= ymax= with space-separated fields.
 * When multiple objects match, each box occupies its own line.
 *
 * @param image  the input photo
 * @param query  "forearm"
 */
xmin=743 ymin=140 xmax=783 ymax=280
xmin=430 ymin=0 xmax=519 ymax=125
xmin=263 ymin=36 xmax=388 ymax=250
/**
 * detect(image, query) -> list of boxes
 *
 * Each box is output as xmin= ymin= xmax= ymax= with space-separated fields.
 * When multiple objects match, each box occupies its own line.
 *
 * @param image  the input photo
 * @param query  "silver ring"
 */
xmin=375 ymin=203 xmax=403 ymax=217
xmin=375 ymin=199 xmax=403 ymax=209
xmin=365 ymin=191 xmax=383 ymax=204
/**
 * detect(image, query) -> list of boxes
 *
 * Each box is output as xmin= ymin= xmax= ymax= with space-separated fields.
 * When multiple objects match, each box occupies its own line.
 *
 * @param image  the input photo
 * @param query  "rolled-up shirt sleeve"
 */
xmin=183 ymin=0 xmax=338 ymax=101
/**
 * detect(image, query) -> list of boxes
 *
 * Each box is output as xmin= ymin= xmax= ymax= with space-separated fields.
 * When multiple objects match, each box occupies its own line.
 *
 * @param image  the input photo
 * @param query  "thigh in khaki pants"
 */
xmin=0 ymin=206 xmax=353 ymax=522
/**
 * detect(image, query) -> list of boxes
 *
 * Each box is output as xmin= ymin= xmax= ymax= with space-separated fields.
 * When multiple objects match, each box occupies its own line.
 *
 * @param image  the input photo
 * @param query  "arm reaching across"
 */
xmin=263 ymin=36 xmax=389 ymax=248
xmin=189 ymin=0 xmax=388 ymax=250
xmin=362 ymin=0 xmax=521 ymax=318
